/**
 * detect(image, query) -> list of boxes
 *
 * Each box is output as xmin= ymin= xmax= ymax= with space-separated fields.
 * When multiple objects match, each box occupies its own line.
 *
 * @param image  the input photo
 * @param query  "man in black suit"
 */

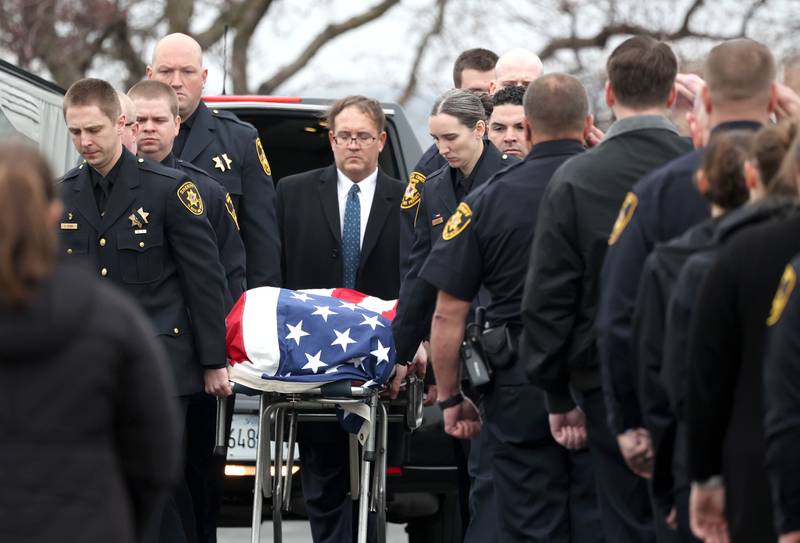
xmin=276 ymin=96 xmax=404 ymax=543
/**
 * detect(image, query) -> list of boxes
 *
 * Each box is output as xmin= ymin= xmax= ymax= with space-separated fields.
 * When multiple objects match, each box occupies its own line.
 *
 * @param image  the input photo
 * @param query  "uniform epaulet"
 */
xmin=176 ymin=159 xmax=213 ymax=178
xmin=59 ymin=161 xmax=86 ymax=184
xmin=210 ymin=107 xmax=253 ymax=129
xmin=426 ymin=163 xmax=450 ymax=180
xmin=137 ymin=156 xmax=185 ymax=182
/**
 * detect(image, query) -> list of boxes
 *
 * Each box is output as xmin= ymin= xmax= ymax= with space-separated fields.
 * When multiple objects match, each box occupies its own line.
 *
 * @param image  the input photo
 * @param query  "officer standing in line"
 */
xmin=420 ymin=74 xmax=603 ymax=542
xmin=128 ymin=80 xmax=246 ymax=307
xmin=59 ymin=78 xmax=230 ymax=543
xmin=400 ymin=47 xmax=498 ymax=277
xmin=147 ymin=33 xmax=280 ymax=542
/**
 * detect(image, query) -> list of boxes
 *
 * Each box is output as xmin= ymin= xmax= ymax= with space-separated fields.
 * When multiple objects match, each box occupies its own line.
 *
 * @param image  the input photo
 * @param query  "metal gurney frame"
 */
xmin=218 ymin=378 xmax=423 ymax=543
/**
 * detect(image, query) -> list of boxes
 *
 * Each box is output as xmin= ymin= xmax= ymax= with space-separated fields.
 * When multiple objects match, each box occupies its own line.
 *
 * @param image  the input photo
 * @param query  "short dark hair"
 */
xmin=606 ymin=36 xmax=677 ymax=108
xmin=492 ymin=85 xmax=525 ymax=108
xmin=63 ymin=78 xmax=121 ymax=122
xmin=700 ymin=130 xmax=752 ymax=209
xmin=752 ymin=120 xmax=798 ymax=190
xmin=128 ymin=80 xmax=179 ymax=117
xmin=453 ymin=48 xmax=498 ymax=88
xmin=524 ymin=73 xmax=588 ymax=135
xmin=325 ymin=95 xmax=385 ymax=134
xmin=705 ymin=39 xmax=775 ymax=102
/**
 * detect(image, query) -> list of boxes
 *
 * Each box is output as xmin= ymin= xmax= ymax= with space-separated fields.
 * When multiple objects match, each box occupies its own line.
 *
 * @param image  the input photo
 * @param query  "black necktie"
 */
xmin=95 ymin=177 xmax=110 ymax=214
xmin=174 ymin=124 xmax=190 ymax=157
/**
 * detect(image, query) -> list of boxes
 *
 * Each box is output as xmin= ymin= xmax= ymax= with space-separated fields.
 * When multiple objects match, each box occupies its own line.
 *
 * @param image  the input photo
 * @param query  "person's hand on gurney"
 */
xmin=205 ymin=367 xmax=233 ymax=396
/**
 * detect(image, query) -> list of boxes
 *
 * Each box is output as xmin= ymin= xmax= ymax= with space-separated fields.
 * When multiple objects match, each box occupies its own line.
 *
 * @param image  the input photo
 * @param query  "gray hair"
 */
xmin=430 ymin=89 xmax=491 ymax=129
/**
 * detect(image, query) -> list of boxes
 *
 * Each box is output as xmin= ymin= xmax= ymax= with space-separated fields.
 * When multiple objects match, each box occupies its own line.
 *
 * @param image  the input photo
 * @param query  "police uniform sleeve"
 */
xmin=239 ymin=130 xmax=282 ymax=288
xmin=596 ymin=189 xmax=649 ymax=434
xmin=393 ymin=181 xmax=439 ymax=364
xmin=764 ymin=258 xmax=800 ymax=535
xmin=686 ymin=251 xmax=740 ymax=482
xmin=207 ymin=179 xmax=246 ymax=308
xmin=419 ymin=198 xmax=484 ymax=302
xmin=520 ymin=175 xmax=582 ymax=413
xmin=167 ymin=177 xmax=228 ymax=369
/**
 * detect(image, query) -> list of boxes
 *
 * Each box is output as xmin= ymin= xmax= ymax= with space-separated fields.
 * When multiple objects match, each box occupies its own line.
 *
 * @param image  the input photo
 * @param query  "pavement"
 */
xmin=218 ymin=520 xmax=408 ymax=542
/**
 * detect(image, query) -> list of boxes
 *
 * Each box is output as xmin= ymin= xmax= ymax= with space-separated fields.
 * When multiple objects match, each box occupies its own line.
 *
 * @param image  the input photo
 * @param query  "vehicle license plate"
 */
xmin=226 ymin=414 xmax=298 ymax=462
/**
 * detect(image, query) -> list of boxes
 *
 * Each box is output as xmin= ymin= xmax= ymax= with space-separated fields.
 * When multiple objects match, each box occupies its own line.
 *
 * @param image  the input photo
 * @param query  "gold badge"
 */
xmin=128 ymin=213 xmax=143 ymax=228
xmin=767 ymin=264 xmax=797 ymax=326
xmin=401 ymin=171 xmax=425 ymax=210
xmin=177 ymin=181 xmax=205 ymax=216
xmin=225 ymin=193 xmax=240 ymax=230
xmin=212 ymin=153 xmax=233 ymax=173
xmin=255 ymin=138 xmax=271 ymax=176
xmin=442 ymin=202 xmax=472 ymax=240
xmin=137 ymin=207 xmax=150 ymax=224
xmin=608 ymin=192 xmax=638 ymax=246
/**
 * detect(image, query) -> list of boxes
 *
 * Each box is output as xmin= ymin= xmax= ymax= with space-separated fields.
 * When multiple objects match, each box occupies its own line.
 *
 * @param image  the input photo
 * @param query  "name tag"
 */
xmin=60 ymin=223 xmax=78 ymax=230
xmin=134 ymin=229 xmax=148 ymax=235
xmin=431 ymin=215 xmax=443 ymax=226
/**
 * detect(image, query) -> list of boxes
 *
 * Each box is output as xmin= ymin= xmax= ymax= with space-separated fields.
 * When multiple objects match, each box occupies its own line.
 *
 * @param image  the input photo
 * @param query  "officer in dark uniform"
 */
xmin=419 ymin=74 xmax=602 ymax=542
xmin=147 ymin=33 xmax=280 ymax=289
xmin=60 ymin=78 xmax=230 ymax=543
xmin=764 ymin=252 xmax=800 ymax=543
xmin=399 ymin=48 xmax=498 ymax=277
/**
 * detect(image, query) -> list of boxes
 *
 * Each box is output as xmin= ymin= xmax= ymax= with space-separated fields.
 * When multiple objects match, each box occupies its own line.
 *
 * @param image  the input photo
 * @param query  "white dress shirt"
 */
xmin=336 ymin=168 xmax=377 ymax=248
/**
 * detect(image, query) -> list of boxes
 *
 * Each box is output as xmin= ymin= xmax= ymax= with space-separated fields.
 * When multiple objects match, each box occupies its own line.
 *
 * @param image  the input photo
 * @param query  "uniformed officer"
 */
xmin=596 ymin=40 xmax=776 ymax=493
xmin=128 ymin=80 xmax=246 ymax=307
xmin=399 ymin=47 xmax=498 ymax=277
xmin=59 ymin=78 xmax=230 ymax=543
xmin=392 ymin=88 xmax=516 ymax=541
xmin=764 ymin=252 xmax=800 ymax=543
xmin=147 ymin=32 xmax=280 ymax=289
xmin=420 ymin=74 xmax=602 ymax=542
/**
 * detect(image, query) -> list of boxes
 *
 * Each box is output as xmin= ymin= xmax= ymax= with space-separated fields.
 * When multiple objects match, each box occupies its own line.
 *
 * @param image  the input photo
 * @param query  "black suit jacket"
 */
xmin=179 ymin=101 xmax=281 ymax=288
xmin=58 ymin=148 xmax=228 ymax=396
xmin=276 ymin=165 xmax=404 ymax=300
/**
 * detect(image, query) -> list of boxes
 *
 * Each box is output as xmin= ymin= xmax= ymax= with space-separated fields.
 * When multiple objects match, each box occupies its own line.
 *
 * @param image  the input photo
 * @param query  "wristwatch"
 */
xmin=437 ymin=392 xmax=464 ymax=410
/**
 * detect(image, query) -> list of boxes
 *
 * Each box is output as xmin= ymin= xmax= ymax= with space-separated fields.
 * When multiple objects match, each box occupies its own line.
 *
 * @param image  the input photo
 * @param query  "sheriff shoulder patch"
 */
xmin=608 ymin=192 xmax=638 ymax=246
xmin=767 ymin=263 xmax=796 ymax=326
xmin=442 ymin=202 xmax=472 ymax=240
xmin=177 ymin=181 xmax=205 ymax=216
xmin=256 ymin=137 xmax=272 ymax=177
xmin=401 ymin=171 xmax=426 ymax=210
xmin=225 ymin=193 xmax=240 ymax=230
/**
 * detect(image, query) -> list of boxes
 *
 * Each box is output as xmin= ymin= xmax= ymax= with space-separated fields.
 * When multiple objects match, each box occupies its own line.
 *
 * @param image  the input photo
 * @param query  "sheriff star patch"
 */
xmin=177 ymin=181 xmax=205 ymax=216
xmin=442 ymin=202 xmax=472 ymax=240
xmin=608 ymin=192 xmax=638 ymax=246
xmin=256 ymin=137 xmax=272 ymax=176
xmin=225 ymin=193 xmax=240 ymax=230
xmin=767 ymin=264 xmax=797 ymax=326
xmin=401 ymin=171 xmax=426 ymax=210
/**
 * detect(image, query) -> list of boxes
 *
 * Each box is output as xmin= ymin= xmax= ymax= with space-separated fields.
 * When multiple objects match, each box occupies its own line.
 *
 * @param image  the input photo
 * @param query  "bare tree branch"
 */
xmin=740 ymin=0 xmax=768 ymax=36
xmin=396 ymin=0 xmax=448 ymax=106
xmin=677 ymin=0 xmax=704 ymax=34
xmin=231 ymin=0 xmax=275 ymax=92
xmin=256 ymin=0 xmax=400 ymax=94
xmin=165 ymin=0 xmax=195 ymax=34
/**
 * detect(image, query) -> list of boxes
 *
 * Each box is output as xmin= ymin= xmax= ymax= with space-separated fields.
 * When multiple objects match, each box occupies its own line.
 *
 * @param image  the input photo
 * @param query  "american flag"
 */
xmin=226 ymin=287 xmax=397 ymax=392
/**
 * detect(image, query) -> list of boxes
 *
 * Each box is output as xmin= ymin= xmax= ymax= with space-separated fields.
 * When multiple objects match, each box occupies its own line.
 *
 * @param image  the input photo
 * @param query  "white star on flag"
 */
xmin=359 ymin=314 xmax=384 ymax=330
xmin=291 ymin=292 xmax=312 ymax=302
xmin=285 ymin=320 xmax=309 ymax=346
xmin=370 ymin=340 xmax=390 ymax=364
xmin=312 ymin=305 xmax=337 ymax=322
xmin=302 ymin=351 xmax=327 ymax=373
xmin=331 ymin=328 xmax=357 ymax=351
xmin=338 ymin=301 xmax=359 ymax=311
xmin=325 ymin=365 xmax=342 ymax=374
xmin=347 ymin=357 xmax=366 ymax=370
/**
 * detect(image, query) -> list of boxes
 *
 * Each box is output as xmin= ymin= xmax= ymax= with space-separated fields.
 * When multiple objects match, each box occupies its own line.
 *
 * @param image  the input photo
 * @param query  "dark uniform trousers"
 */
xmin=58 ymin=148 xmax=228 ymax=543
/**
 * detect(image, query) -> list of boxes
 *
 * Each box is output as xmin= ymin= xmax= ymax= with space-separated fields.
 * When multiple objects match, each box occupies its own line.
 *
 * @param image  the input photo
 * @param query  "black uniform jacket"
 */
xmin=0 ymin=263 xmax=180 ymax=543
xmin=58 ymin=148 xmax=228 ymax=395
xmin=399 ymin=143 xmax=447 ymax=278
xmin=597 ymin=121 xmax=759 ymax=435
xmin=178 ymin=101 xmax=281 ymax=288
xmin=276 ymin=164 xmax=404 ymax=300
xmin=764 ymin=252 xmax=800 ymax=536
xmin=393 ymin=142 xmax=517 ymax=363
xmin=688 ymin=206 xmax=800 ymax=542
xmin=520 ymin=115 xmax=691 ymax=413
xmin=163 ymin=153 xmax=246 ymax=308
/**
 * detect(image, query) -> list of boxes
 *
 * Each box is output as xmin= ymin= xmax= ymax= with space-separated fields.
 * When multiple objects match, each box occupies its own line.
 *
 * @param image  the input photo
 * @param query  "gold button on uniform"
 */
xmin=139 ymin=241 xmax=145 ymax=248
xmin=66 ymin=248 xmax=73 ymax=255
xmin=100 ymin=268 xmax=108 ymax=277
xmin=99 ymin=238 xmax=106 ymax=247
xmin=173 ymin=328 xmax=180 ymax=335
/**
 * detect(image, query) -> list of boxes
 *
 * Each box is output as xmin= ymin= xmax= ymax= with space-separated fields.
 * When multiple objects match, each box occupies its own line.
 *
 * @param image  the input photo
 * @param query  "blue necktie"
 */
xmin=342 ymin=184 xmax=361 ymax=289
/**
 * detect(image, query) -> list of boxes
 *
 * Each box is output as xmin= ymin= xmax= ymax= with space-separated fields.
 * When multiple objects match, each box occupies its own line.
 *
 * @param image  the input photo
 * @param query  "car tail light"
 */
xmin=386 ymin=466 xmax=402 ymax=476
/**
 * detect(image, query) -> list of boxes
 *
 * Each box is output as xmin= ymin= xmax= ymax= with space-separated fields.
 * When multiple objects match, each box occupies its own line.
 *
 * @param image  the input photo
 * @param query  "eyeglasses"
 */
xmin=332 ymin=132 xmax=378 ymax=147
